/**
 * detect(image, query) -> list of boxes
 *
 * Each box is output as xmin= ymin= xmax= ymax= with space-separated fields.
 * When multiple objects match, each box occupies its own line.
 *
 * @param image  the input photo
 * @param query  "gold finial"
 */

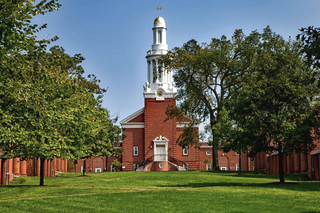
xmin=156 ymin=4 xmax=163 ymax=17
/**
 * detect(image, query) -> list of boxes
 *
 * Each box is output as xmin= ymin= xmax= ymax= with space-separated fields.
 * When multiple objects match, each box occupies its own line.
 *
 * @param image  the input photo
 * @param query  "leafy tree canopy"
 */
xmin=220 ymin=26 xmax=320 ymax=182
xmin=160 ymin=29 xmax=260 ymax=168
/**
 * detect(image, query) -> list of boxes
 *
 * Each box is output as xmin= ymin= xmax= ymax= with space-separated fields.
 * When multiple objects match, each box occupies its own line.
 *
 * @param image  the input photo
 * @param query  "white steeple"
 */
xmin=143 ymin=7 xmax=177 ymax=100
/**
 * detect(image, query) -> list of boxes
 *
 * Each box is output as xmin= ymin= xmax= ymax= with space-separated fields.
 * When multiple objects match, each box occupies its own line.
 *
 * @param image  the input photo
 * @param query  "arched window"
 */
xmin=158 ymin=31 xmax=162 ymax=43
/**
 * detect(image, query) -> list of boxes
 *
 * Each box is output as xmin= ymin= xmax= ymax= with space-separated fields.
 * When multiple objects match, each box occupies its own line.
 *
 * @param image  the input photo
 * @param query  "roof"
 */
xmin=120 ymin=108 xmax=144 ymax=125
xmin=312 ymin=149 xmax=320 ymax=156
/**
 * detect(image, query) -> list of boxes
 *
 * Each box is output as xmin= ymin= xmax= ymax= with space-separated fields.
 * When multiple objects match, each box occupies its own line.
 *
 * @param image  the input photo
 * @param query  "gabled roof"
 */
xmin=120 ymin=108 xmax=144 ymax=126
xmin=312 ymin=149 xmax=320 ymax=156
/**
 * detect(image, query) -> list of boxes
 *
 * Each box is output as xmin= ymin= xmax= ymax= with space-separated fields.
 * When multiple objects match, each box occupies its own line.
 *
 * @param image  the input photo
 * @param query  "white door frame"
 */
xmin=153 ymin=135 xmax=168 ymax=161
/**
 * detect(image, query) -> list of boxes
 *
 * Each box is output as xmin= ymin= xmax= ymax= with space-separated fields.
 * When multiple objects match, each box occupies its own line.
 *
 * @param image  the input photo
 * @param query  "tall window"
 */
xmin=133 ymin=146 xmax=138 ymax=156
xmin=111 ymin=165 xmax=115 ymax=172
xmin=158 ymin=31 xmax=162 ymax=43
xmin=183 ymin=147 xmax=188 ymax=155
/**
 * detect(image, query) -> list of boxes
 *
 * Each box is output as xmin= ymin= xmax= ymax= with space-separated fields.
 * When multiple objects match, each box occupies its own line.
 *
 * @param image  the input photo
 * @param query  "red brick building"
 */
xmin=0 ymin=152 xmax=68 ymax=185
xmin=255 ymin=146 xmax=320 ymax=181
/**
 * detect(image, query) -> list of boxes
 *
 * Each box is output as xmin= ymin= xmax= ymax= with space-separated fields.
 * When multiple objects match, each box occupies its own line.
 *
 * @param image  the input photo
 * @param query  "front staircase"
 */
xmin=135 ymin=155 xmax=186 ymax=171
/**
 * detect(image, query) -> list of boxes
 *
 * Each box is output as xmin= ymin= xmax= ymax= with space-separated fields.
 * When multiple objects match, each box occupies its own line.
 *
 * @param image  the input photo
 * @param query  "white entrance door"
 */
xmin=155 ymin=145 xmax=166 ymax=161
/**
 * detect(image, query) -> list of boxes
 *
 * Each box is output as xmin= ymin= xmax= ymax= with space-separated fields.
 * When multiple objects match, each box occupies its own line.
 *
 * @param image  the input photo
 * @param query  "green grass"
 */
xmin=1 ymin=171 xmax=320 ymax=212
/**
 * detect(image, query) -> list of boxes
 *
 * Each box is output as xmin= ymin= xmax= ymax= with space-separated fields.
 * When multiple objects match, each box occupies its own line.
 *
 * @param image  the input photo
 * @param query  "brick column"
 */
xmin=44 ymin=160 xmax=48 ymax=177
xmin=36 ymin=158 xmax=41 ymax=176
xmin=56 ymin=157 xmax=60 ymax=172
xmin=20 ymin=160 xmax=27 ymax=176
xmin=47 ymin=159 xmax=51 ymax=177
xmin=64 ymin=160 xmax=68 ymax=173
xmin=8 ymin=159 xmax=13 ymax=183
xmin=300 ymin=154 xmax=307 ymax=173
xmin=286 ymin=156 xmax=294 ymax=174
xmin=13 ymin=157 xmax=20 ymax=176
xmin=293 ymin=153 xmax=300 ymax=173
xmin=60 ymin=159 xmax=64 ymax=173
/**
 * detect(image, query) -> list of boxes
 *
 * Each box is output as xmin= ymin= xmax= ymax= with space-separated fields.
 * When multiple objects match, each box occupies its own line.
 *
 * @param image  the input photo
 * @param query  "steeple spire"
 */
xmin=143 ymin=9 xmax=177 ymax=100
xmin=156 ymin=4 xmax=163 ymax=17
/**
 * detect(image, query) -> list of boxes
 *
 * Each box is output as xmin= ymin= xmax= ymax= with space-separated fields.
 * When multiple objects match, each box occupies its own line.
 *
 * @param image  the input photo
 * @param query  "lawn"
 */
xmin=0 ymin=171 xmax=319 ymax=212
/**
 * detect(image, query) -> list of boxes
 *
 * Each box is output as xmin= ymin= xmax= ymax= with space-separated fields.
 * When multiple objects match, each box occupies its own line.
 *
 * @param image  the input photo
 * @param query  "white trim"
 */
xmin=206 ymin=150 xmax=211 ymax=155
xmin=95 ymin=168 xmax=101 ymax=173
xmin=153 ymin=136 xmax=168 ymax=161
xmin=144 ymin=92 xmax=176 ymax=99
xmin=111 ymin=165 xmax=115 ymax=172
xmin=200 ymin=146 xmax=213 ymax=148
xmin=121 ymin=123 xmax=145 ymax=129
xmin=183 ymin=147 xmax=188 ymax=155
xmin=176 ymin=122 xmax=200 ymax=128
xmin=120 ymin=108 xmax=144 ymax=124
xmin=221 ymin=167 xmax=227 ymax=171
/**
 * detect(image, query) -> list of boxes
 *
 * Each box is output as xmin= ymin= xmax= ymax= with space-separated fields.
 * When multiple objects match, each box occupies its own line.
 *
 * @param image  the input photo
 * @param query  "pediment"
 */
xmin=120 ymin=108 xmax=144 ymax=125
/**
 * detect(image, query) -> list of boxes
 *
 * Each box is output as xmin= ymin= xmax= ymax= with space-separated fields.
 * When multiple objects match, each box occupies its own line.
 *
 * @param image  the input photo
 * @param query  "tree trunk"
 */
xmin=40 ymin=157 xmax=45 ymax=186
xmin=210 ymin=114 xmax=219 ymax=170
xmin=238 ymin=151 xmax=242 ymax=175
xmin=82 ymin=159 xmax=86 ymax=176
xmin=278 ymin=145 xmax=285 ymax=183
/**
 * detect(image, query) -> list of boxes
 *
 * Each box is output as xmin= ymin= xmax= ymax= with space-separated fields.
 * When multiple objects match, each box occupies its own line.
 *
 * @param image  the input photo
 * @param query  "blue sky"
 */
xmin=33 ymin=0 xmax=320 ymax=127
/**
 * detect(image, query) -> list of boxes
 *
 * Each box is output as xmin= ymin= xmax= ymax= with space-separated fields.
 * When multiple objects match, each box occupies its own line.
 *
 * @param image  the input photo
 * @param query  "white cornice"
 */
xmin=121 ymin=123 xmax=145 ymax=129
xmin=176 ymin=122 xmax=200 ymax=128
xmin=200 ymin=146 xmax=213 ymax=148
xmin=120 ymin=108 xmax=144 ymax=125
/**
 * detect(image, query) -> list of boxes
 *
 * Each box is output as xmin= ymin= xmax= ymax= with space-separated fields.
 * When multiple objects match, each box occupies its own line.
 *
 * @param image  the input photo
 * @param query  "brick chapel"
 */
xmin=119 ymin=12 xmax=248 ymax=172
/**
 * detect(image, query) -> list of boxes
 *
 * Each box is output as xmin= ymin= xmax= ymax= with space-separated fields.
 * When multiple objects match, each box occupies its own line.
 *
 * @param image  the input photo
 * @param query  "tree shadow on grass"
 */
xmin=201 ymin=170 xmax=311 ymax=181
xmin=158 ymin=179 xmax=320 ymax=192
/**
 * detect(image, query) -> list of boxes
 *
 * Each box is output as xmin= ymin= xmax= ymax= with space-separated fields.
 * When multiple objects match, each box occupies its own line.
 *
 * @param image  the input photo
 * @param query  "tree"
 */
xmin=160 ymin=30 xmax=259 ymax=169
xmin=1 ymin=2 xmax=62 ymax=186
xmin=297 ymin=26 xmax=320 ymax=68
xmin=228 ymin=26 xmax=320 ymax=183
xmin=212 ymin=108 xmax=252 ymax=175
xmin=0 ymin=1 xmax=121 ymax=185
xmin=111 ymin=159 xmax=122 ymax=172
xmin=69 ymin=103 xmax=122 ymax=177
